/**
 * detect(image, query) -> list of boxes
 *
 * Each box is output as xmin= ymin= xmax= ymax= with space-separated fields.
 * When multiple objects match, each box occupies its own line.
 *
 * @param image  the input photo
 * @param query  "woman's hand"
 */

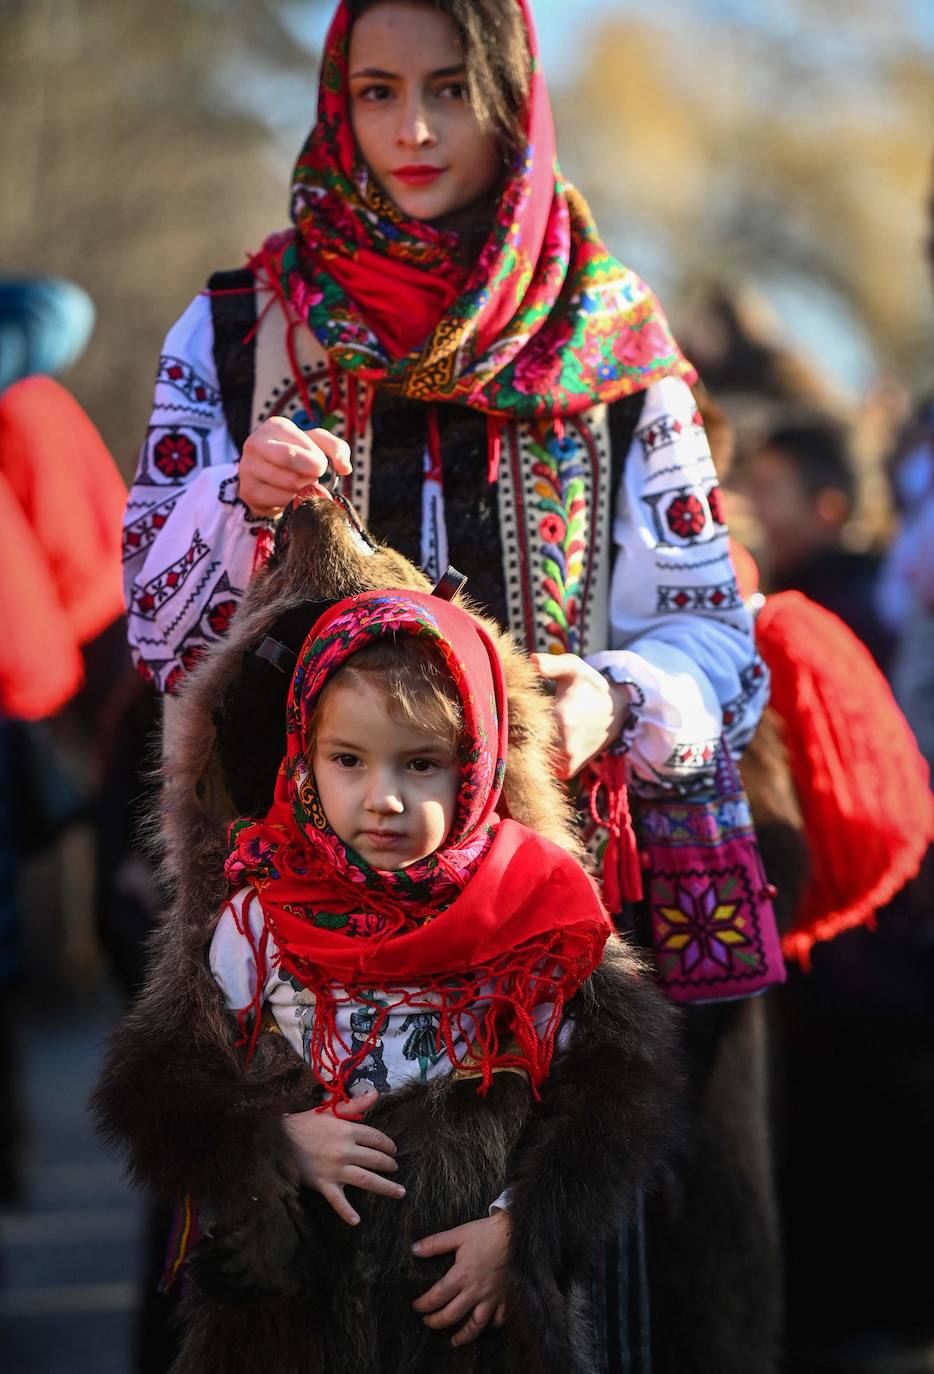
xmin=282 ymin=1091 xmax=403 ymax=1226
xmin=531 ymin=652 xmax=630 ymax=779
xmin=411 ymin=1212 xmax=511 ymax=1346
xmin=239 ymin=415 xmax=353 ymax=517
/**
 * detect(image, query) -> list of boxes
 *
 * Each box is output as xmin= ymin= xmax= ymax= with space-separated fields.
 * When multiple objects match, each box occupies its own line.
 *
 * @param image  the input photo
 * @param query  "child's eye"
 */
xmin=408 ymin=757 xmax=439 ymax=774
xmin=334 ymin=753 xmax=360 ymax=769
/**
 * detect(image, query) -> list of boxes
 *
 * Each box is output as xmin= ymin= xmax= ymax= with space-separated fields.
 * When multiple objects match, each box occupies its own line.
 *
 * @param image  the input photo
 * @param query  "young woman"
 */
xmin=119 ymin=1 xmax=775 ymax=1369
xmin=124 ymin=0 xmax=766 ymax=786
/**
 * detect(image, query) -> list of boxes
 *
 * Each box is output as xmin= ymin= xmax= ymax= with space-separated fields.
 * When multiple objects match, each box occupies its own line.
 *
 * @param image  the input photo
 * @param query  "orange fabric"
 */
xmin=756 ymin=591 xmax=934 ymax=963
xmin=0 ymin=473 xmax=84 ymax=719
xmin=0 ymin=376 xmax=127 ymax=719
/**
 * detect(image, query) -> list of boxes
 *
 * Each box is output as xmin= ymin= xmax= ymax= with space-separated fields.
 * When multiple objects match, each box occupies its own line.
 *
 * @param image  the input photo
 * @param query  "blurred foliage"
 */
xmin=0 ymin=0 xmax=320 ymax=471
xmin=554 ymin=0 xmax=934 ymax=396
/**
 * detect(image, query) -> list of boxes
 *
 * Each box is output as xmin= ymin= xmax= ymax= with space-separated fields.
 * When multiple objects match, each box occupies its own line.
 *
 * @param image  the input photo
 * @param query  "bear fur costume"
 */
xmin=92 ymin=495 xmax=683 ymax=1374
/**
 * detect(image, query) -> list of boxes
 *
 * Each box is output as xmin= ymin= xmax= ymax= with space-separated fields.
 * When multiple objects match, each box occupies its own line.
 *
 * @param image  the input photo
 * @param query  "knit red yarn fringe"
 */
xmin=756 ymin=591 xmax=933 ymax=964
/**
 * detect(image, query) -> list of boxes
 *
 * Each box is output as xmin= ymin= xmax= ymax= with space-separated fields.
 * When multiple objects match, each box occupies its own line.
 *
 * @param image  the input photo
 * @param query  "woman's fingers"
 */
xmin=260 ymin=439 xmax=331 ymax=481
xmin=493 ymin=1302 xmax=508 ymax=1327
xmin=450 ymin=1302 xmax=494 ymax=1347
xmin=411 ymin=1223 xmax=463 ymax=1258
xmin=341 ymin=1165 xmax=405 ymax=1199
xmin=411 ymin=1269 xmax=459 ymax=1314
xmin=305 ymin=426 xmax=353 ymax=474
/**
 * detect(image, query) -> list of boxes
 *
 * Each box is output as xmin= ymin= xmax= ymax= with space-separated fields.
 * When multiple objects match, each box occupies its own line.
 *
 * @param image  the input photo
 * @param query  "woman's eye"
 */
xmin=357 ymin=83 xmax=393 ymax=103
xmin=437 ymin=81 xmax=467 ymax=101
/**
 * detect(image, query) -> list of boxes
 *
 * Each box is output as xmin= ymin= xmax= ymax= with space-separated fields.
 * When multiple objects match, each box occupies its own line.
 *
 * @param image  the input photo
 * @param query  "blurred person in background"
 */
xmin=0 ymin=280 xmax=126 ymax=1205
xmin=878 ymin=398 xmax=934 ymax=772
xmin=743 ymin=418 xmax=894 ymax=670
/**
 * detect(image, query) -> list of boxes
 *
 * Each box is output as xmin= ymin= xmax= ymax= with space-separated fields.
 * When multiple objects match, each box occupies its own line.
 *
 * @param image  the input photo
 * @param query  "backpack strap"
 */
xmin=207 ymin=267 xmax=257 ymax=457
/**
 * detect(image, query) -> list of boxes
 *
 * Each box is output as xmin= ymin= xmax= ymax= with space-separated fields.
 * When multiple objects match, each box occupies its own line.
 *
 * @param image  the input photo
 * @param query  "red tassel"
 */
xmin=590 ymin=756 xmax=643 ymax=910
xmin=553 ymin=417 xmax=565 ymax=443
xmin=251 ymin=526 xmax=275 ymax=576
xmin=486 ymin=414 xmax=505 ymax=484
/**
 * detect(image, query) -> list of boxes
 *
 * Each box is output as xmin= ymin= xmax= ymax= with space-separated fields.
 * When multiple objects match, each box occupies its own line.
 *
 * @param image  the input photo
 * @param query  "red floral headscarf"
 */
xmin=224 ymin=590 xmax=611 ymax=1101
xmin=253 ymin=0 xmax=696 ymax=419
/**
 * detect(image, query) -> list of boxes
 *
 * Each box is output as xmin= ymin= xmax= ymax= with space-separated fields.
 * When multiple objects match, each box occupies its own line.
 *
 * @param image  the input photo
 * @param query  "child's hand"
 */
xmin=411 ymin=1212 xmax=511 ymax=1346
xmin=282 ymin=1091 xmax=403 ymax=1226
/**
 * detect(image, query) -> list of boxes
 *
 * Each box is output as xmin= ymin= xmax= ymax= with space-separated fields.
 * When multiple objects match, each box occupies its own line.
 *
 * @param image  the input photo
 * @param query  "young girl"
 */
xmin=95 ymin=566 xmax=679 ymax=1374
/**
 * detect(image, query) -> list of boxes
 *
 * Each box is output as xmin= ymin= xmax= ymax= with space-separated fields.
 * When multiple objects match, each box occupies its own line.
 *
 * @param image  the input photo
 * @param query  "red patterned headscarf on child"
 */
xmin=224 ymin=590 xmax=611 ymax=1101
xmin=252 ymin=0 xmax=696 ymax=418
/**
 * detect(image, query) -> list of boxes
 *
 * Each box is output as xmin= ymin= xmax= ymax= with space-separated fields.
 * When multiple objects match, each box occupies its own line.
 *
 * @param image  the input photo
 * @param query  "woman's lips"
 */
xmin=391 ymin=165 xmax=445 ymax=187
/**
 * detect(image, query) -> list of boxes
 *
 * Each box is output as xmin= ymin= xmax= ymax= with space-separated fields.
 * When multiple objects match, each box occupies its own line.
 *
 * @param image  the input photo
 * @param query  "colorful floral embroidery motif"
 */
xmin=502 ymin=416 xmax=612 ymax=658
xmin=530 ymin=427 xmax=587 ymax=654
xmin=634 ymin=742 xmax=787 ymax=1003
xmin=652 ymin=869 xmax=760 ymax=983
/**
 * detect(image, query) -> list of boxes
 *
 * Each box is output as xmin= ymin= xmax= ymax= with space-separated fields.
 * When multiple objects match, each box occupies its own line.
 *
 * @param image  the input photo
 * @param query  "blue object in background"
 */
xmin=0 ymin=277 xmax=96 ymax=393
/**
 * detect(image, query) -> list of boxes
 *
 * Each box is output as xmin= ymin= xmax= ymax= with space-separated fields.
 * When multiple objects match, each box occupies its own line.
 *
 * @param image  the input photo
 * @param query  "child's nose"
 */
xmin=365 ymin=772 xmax=405 ymax=814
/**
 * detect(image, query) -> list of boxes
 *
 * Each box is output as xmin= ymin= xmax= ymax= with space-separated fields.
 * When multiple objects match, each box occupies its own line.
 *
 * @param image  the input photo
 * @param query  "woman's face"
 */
xmin=348 ymin=2 xmax=504 ymax=223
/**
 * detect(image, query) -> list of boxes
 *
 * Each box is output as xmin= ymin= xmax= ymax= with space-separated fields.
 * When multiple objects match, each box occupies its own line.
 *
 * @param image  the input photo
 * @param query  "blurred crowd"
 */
xmin=2 ymin=183 xmax=933 ymax=1373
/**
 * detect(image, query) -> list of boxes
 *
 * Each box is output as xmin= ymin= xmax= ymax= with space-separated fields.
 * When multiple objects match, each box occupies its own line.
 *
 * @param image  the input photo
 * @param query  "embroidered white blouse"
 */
xmin=210 ymin=886 xmax=566 ymax=1097
xmin=124 ymin=292 xmax=768 ymax=789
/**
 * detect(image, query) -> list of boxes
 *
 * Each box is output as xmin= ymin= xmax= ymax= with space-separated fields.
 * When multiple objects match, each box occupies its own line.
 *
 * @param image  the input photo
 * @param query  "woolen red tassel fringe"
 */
xmin=756 ymin=591 xmax=934 ymax=964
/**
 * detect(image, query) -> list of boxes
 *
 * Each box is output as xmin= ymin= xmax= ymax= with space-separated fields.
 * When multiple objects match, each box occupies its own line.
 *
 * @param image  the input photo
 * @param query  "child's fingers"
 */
xmin=412 ymin=1269 xmax=461 ymax=1314
xmin=352 ymin=1122 xmax=397 ymax=1155
xmin=320 ymin=1183 xmax=360 ymax=1227
xmin=333 ymin=1092 xmax=378 ymax=1119
xmin=341 ymin=1165 xmax=405 ymax=1199
xmin=450 ymin=1302 xmax=494 ymax=1347
xmin=411 ymin=1223 xmax=464 ymax=1258
xmin=349 ymin=1145 xmax=399 ymax=1174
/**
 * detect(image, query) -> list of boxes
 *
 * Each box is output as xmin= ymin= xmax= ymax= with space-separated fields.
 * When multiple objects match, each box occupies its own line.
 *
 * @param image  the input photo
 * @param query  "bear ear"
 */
xmin=216 ymin=599 xmax=334 ymax=818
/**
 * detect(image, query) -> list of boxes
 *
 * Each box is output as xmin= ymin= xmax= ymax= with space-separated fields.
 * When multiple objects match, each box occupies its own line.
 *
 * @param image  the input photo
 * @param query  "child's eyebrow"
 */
xmin=316 ymin=734 xmax=364 ymax=750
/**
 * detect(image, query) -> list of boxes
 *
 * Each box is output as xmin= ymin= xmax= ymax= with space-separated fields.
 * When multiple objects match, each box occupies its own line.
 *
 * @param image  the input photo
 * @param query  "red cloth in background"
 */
xmin=756 ymin=591 xmax=933 ymax=963
xmin=0 ymin=376 xmax=126 ymax=719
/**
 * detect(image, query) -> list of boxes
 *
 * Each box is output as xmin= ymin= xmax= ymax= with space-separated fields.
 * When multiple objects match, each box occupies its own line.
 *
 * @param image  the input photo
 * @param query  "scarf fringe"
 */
xmin=277 ymin=932 xmax=580 ymax=1110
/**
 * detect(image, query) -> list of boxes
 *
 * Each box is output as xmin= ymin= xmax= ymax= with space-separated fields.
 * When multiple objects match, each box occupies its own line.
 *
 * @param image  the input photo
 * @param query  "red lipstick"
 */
xmin=391 ymin=164 xmax=445 ymax=187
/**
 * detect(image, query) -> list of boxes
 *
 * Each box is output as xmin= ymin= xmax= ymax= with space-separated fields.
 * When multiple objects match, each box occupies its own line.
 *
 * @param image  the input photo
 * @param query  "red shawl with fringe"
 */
xmin=224 ymin=590 xmax=611 ymax=1101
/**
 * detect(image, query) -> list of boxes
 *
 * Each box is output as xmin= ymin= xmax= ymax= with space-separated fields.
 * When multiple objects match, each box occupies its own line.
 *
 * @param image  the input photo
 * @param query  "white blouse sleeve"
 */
xmin=123 ymin=293 xmax=271 ymax=693
xmin=209 ymin=888 xmax=279 ymax=1014
xmin=588 ymin=376 xmax=768 ymax=792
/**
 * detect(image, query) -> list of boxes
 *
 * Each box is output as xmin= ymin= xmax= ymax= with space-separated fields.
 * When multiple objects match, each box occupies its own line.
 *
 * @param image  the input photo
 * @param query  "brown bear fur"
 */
xmin=92 ymin=495 xmax=680 ymax=1374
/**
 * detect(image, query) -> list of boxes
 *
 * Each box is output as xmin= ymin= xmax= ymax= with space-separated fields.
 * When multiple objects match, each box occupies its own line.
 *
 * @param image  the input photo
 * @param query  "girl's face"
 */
xmin=348 ymin=2 xmax=504 ymax=223
xmin=312 ymin=675 xmax=460 ymax=870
